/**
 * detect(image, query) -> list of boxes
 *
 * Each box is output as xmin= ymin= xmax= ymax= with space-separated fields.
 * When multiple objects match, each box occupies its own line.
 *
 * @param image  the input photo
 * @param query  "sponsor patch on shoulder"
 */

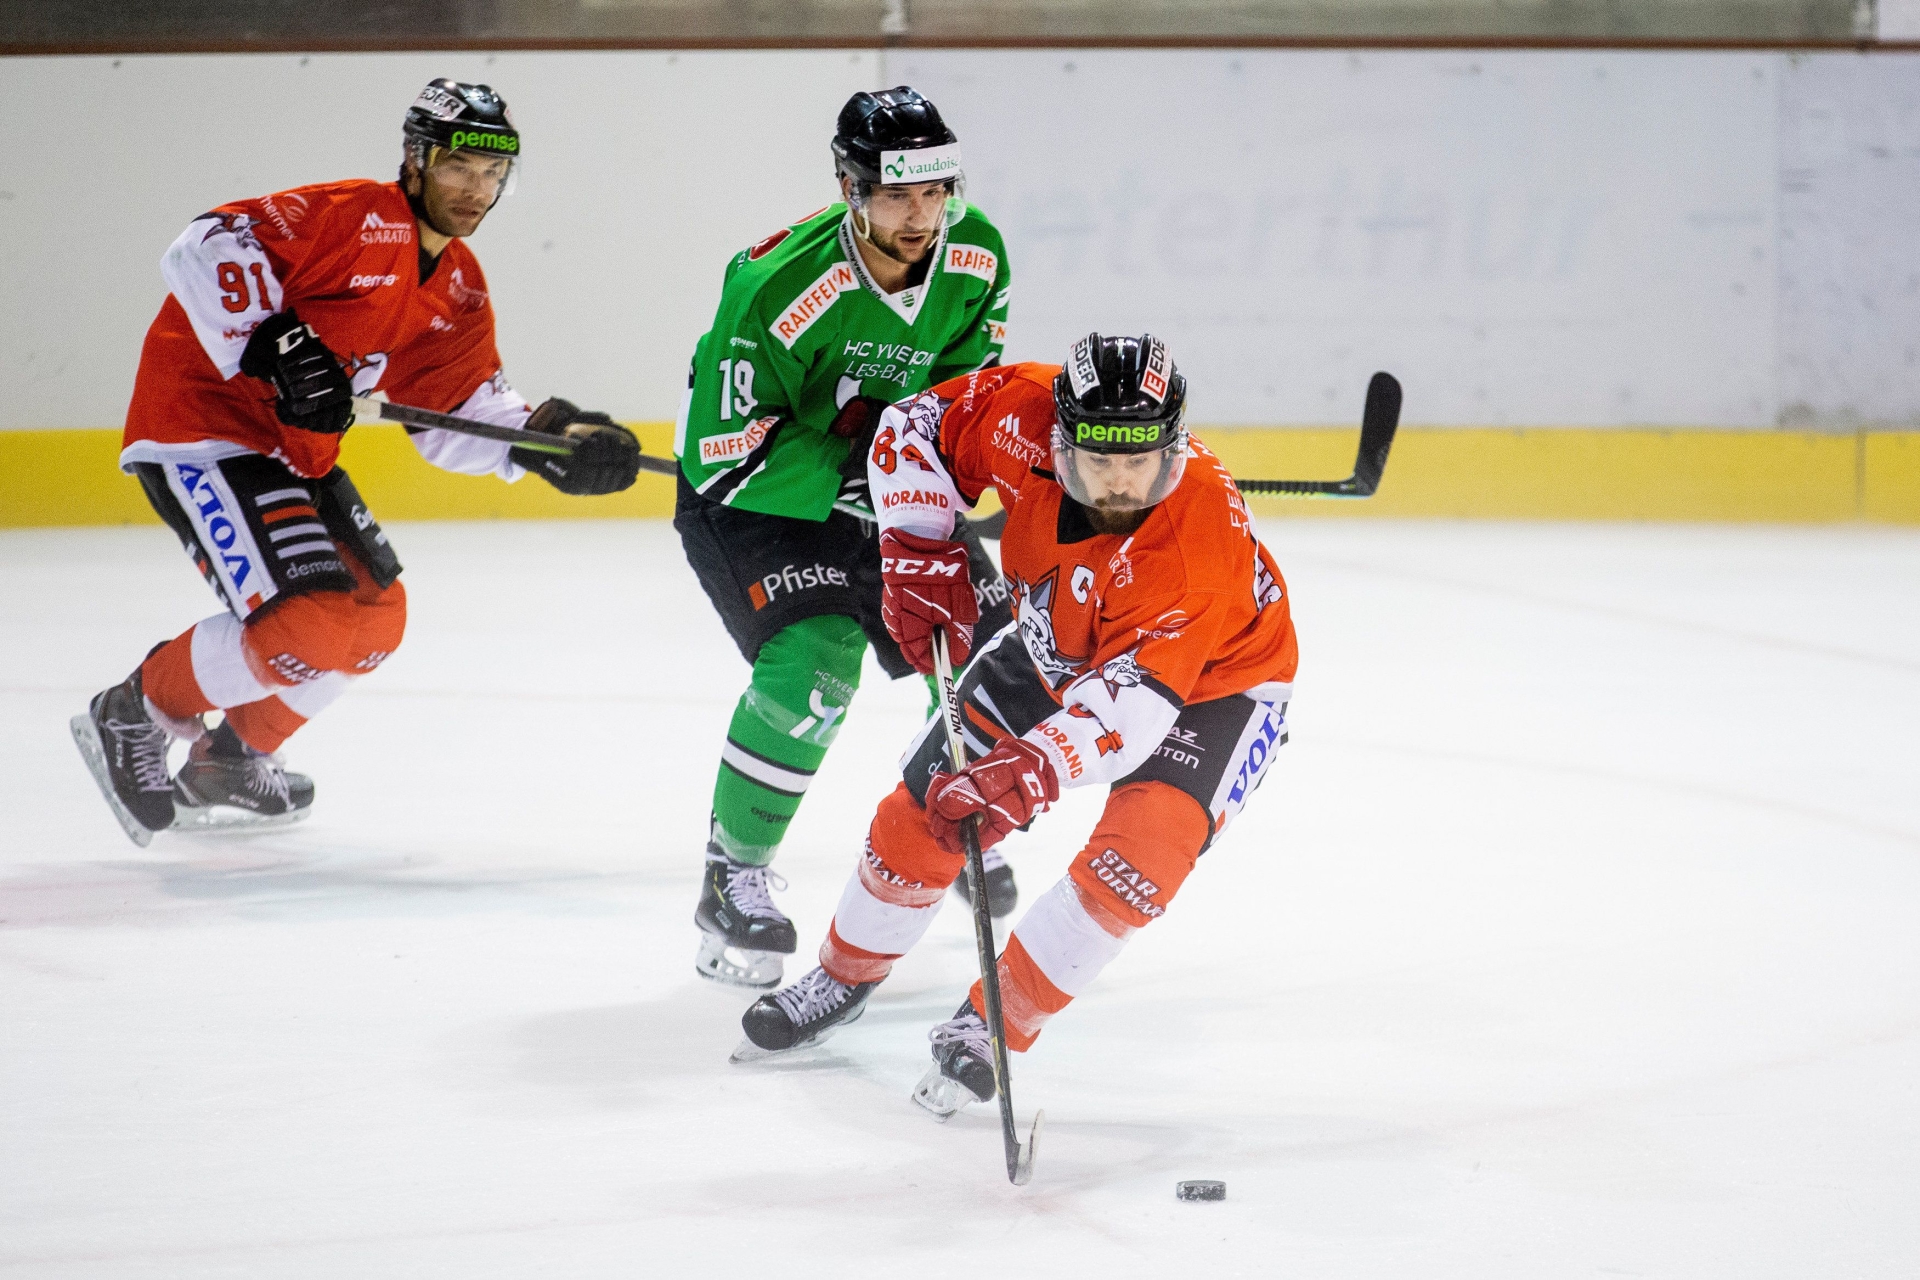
xmin=771 ymin=261 xmax=857 ymax=350
xmin=945 ymin=244 xmax=998 ymax=283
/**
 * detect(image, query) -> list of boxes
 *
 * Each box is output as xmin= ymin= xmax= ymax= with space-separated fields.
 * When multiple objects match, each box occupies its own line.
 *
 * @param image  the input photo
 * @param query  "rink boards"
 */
xmin=2 ymin=423 xmax=1916 ymax=527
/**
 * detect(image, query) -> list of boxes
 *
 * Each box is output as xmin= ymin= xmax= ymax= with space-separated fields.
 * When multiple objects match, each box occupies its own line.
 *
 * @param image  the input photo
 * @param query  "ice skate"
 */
xmin=69 ymin=669 xmax=178 ymax=848
xmin=731 ymin=965 xmax=876 ymax=1063
xmin=911 ymin=999 xmax=999 ymax=1118
xmin=950 ymin=845 xmax=1019 ymax=918
xmin=171 ymin=721 xmax=315 ymax=835
xmin=694 ymin=845 xmax=798 ymax=988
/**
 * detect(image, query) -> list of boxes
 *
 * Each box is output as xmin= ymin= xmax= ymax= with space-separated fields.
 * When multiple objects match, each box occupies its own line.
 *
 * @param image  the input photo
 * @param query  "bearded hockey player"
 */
xmin=70 ymin=79 xmax=641 ymax=847
xmin=734 ymin=335 xmax=1298 ymax=1114
xmin=676 ymin=86 xmax=1017 ymax=989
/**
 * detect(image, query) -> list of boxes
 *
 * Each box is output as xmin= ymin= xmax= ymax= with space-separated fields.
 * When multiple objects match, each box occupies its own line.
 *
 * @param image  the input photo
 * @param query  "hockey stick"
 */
xmin=349 ymin=395 xmax=679 ymax=473
xmin=930 ymin=629 xmax=1043 ymax=1186
xmin=1235 ymin=370 xmax=1402 ymax=497
xmin=958 ymin=371 xmax=1402 ymax=540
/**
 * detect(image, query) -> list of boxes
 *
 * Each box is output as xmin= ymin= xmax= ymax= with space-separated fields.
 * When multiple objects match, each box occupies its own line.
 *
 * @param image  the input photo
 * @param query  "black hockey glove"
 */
xmin=239 ymin=309 xmax=355 ymax=435
xmin=511 ymin=398 xmax=642 ymax=496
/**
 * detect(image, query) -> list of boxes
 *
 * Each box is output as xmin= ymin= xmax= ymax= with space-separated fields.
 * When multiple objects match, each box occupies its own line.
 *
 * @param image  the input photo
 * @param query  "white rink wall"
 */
xmin=1 ymin=47 xmax=1916 ymax=430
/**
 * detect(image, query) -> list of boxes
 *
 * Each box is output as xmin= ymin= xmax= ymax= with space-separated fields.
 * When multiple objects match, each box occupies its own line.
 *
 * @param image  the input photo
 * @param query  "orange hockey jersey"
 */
xmin=869 ymin=362 xmax=1298 ymax=789
xmin=123 ymin=179 xmax=532 ymax=481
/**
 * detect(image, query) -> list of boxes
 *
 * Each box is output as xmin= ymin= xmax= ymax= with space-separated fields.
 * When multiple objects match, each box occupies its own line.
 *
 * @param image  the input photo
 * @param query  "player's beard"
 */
xmin=1083 ymin=500 xmax=1151 ymax=537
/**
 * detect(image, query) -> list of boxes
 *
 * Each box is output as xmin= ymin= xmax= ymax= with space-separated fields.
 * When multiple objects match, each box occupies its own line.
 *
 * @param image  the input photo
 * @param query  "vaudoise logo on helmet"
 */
xmin=879 ymin=144 xmax=961 ymax=183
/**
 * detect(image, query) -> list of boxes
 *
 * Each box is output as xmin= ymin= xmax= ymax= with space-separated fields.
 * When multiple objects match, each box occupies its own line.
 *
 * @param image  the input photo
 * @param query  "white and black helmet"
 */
xmin=1050 ymin=333 xmax=1190 ymax=512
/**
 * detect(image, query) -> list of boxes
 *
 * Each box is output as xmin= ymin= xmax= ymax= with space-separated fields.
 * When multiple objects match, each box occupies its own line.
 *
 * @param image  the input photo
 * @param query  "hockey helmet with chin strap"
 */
xmin=401 ymin=79 xmax=521 ymax=199
xmin=831 ymin=86 xmax=967 ymax=232
xmin=1051 ymin=333 xmax=1190 ymax=512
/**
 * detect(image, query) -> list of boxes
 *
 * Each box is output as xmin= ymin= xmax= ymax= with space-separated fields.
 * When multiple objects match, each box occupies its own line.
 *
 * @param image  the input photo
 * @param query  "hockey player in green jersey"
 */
xmin=675 ymin=86 xmax=1016 ymax=987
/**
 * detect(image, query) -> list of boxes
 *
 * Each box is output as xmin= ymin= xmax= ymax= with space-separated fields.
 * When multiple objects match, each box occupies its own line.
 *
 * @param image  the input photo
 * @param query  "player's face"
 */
xmin=854 ymin=178 xmax=951 ymax=265
xmin=1075 ymin=450 xmax=1165 ymax=510
xmin=421 ymin=150 xmax=512 ymax=237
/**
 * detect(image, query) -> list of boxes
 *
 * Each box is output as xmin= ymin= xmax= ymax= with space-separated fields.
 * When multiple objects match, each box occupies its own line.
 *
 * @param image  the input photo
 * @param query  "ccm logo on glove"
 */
xmin=880 ymin=556 xmax=966 ymax=578
xmin=878 ymin=528 xmax=979 ymax=674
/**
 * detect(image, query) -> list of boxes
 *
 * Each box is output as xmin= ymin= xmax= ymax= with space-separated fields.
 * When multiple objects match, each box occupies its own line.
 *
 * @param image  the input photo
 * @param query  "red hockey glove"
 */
xmin=925 ymin=737 xmax=1060 ymax=856
xmin=879 ymin=528 xmax=979 ymax=675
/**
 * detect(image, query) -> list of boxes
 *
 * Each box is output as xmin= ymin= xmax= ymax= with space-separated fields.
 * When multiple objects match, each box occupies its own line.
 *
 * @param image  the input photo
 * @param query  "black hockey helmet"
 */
xmin=832 ymin=86 xmax=957 ymax=184
xmin=402 ymin=79 xmax=521 ymax=193
xmin=1051 ymin=333 xmax=1190 ymax=510
xmin=832 ymin=86 xmax=966 ymax=231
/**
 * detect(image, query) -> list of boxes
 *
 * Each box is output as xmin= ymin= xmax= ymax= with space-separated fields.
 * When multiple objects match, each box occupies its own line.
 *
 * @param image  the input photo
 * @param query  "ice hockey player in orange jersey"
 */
xmin=734 ymin=334 xmax=1299 ymax=1114
xmin=70 ymin=79 xmax=641 ymax=847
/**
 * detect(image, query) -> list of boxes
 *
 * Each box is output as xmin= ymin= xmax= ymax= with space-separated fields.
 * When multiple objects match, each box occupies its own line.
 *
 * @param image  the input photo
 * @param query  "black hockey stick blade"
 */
xmin=350 ymin=395 xmax=678 ymax=474
xmin=932 ymin=632 xmax=1042 ymax=1186
xmin=1236 ymin=371 xmax=1401 ymax=498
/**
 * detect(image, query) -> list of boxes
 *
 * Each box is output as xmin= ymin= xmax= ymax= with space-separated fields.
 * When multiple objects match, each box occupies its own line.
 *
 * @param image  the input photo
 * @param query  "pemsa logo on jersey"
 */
xmin=1076 ymin=423 xmax=1162 ymax=446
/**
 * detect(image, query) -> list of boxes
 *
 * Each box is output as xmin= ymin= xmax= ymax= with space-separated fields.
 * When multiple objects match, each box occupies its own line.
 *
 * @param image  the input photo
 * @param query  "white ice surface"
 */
xmin=3 ymin=519 xmax=1918 ymax=1278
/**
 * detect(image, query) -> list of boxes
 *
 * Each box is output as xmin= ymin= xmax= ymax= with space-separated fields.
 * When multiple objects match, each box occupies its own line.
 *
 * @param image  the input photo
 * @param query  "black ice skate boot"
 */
xmin=172 ymin=720 xmax=315 ymax=833
xmin=911 ymin=999 xmax=998 ymax=1118
xmin=732 ymin=965 xmax=876 ymax=1062
xmin=69 ymin=669 xmax=180 ymax=847
xmin=694 ymin=843 xmax=798 ymax=988
xmin=950 ymin=846 xmax=1019 ymax=918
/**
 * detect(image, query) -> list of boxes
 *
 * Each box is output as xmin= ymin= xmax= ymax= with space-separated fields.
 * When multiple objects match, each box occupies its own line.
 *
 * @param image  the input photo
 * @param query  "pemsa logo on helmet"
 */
xmin=450 ymin=129 xmax=519 ymax=153
xmin=879 ymin=144 xmax=962 ymax=184
xmin=1077 ymin=423 xmax=1163 ymax=446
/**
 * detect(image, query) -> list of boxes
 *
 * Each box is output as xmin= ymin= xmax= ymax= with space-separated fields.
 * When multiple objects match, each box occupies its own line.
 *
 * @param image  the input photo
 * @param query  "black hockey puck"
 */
xmin=1177 ymin=1179 xmax=1226 ymax=1202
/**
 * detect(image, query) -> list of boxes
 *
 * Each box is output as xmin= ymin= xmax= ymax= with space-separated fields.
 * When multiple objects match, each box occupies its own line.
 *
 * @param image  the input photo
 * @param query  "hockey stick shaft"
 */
xmin=931 ymin=631 xmax=1039 ymax=1186
xmin=350 ymin=396 xmax=679 ymax=474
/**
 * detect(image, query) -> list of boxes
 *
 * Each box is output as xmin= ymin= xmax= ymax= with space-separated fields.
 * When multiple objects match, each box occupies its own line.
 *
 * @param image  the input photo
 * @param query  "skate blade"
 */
xmin=169 ymin=802 xmax=311 ymax=837
xmin=911 ymin=1062 xmax=988 ymax=1119
xmin=727 ymin=1027 xmax=837 ymax=1065
xmin=728 ymin=994 xmax=869 ymax=1064
xmin=69 ymin=714 xmax=155 ymax=849
xmin=694 ymin=934 xmax=785 ymax=989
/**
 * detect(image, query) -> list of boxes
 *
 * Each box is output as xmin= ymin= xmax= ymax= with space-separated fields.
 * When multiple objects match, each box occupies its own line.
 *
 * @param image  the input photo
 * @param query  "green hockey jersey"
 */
xmin=675 ymin=203 xmax=1010 ymax=519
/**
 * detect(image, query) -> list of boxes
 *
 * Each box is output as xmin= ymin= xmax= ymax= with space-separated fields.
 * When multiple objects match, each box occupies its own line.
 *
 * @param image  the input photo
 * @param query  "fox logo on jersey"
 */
xmin=1015 ymin=569 xmax=1084 ymax=690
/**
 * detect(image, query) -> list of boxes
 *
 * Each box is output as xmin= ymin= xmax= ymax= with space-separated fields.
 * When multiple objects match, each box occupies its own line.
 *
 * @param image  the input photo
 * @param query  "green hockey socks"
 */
xmin=709 ymin=615 xmax=865 ymax=867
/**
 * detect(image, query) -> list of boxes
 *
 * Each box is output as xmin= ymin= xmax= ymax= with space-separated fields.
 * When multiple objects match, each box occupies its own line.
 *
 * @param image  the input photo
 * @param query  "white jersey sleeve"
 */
xmin=404 ymin=371 xmax=530 ymax=481
xmin=159 ymin=214 xmax=284 ymax=379
xmin=869 ymin=393 xmax=964 ymax=540
xmin=1023 ymin=657 xmax=1183 ymax=790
